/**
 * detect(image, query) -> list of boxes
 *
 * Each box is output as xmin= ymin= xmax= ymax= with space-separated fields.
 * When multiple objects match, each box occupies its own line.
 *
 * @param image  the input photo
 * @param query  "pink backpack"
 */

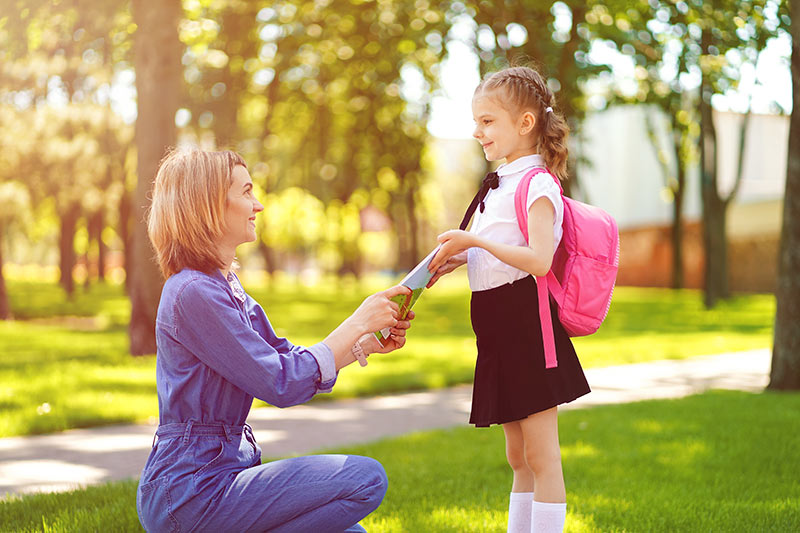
xmin=514 ymin=168 xmax=619 ymax=368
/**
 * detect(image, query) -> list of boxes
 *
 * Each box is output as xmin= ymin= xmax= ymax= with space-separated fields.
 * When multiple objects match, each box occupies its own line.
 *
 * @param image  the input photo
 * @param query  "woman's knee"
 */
xmin=348 ymin=455 xmax=388 ymax=505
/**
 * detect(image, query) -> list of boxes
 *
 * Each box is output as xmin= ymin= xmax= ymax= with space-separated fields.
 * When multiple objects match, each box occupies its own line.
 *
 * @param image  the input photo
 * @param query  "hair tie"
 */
xmin=545 ymin=106 xmax=553 ymax=113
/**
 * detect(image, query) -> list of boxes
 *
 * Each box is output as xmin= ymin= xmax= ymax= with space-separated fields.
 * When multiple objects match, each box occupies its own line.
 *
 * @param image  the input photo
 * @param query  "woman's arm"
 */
xmin=428 ymin=197 xmax=556 ymax=277
xmin=174 ymin=279 xmax=411 ymax=407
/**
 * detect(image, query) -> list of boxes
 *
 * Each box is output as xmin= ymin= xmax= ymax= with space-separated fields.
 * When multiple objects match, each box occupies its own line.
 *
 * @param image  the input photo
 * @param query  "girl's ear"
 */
xmin=519 ymin=111 xmax=536 ymax=136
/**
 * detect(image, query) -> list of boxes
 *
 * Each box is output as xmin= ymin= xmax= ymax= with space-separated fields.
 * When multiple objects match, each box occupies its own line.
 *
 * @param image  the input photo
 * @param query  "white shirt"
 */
xmin=467 ymin=154 xmax=564 ymax=292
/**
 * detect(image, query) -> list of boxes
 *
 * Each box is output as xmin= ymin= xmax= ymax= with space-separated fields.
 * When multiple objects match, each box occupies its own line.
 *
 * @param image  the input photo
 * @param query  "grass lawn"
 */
xmin=1 ymin=390 xmax=798 ymax=532
xmin=0 ymin=273 xmax=776 ymax=437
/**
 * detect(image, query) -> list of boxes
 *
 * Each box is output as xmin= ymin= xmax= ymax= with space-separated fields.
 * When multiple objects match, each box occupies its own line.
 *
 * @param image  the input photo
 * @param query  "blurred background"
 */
xmin=0 ymin=0 xmax=792 ymax=353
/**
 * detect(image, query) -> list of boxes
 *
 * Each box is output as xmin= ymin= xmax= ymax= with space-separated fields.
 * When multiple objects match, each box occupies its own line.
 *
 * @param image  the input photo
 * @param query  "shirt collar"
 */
xmin=496 ymin=154 xmax=546 ymax=178
xmin=193 ymin=268 xmax=247 ymax=303
xmin=225 ymin=271 xmax=247 ymax=303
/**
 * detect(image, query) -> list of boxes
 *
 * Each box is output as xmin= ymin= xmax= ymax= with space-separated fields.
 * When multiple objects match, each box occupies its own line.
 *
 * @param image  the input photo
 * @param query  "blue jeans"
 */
xmin=137 ymin=423 xmax=387 ymax=532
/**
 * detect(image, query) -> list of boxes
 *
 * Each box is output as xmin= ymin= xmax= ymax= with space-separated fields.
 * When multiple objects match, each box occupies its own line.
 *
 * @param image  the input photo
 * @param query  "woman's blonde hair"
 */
xmin=147 ymin=148 xmax=247 ymax=278
xmin=475 ymin=65 xmax=570 ymax=181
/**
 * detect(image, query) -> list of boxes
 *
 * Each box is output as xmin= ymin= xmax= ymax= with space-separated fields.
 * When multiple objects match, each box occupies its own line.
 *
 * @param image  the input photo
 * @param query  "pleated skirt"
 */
xmin=469 ymin=275 xmax=591 ymax=427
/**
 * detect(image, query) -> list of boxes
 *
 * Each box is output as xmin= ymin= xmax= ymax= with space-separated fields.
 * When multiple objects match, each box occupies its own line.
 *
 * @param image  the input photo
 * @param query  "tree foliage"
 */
xmin=174 ymin=0 xmax=451 ymax=271
xmin=0 ymin=104 xmax=132 ymax=298
xmin=588 ymin=0 xmax=788 ymax=305
xmin=451 ymin=0 xmax=609 ymax=193
xmin=0 ymin=0 xmax=793 ymax=335
xmin=0 ymin=0 xmax=134 ymax=297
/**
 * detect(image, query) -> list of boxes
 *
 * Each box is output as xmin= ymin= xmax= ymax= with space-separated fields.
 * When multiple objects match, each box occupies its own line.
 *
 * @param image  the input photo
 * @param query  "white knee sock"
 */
xmin=531 ymin=501 xmax=566 ymax=533
xmin=507 ymin=492 xmax=534 ymax=533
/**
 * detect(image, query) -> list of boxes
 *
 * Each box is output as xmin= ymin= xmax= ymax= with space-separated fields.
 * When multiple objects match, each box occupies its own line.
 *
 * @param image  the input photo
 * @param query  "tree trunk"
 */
xmin=83 ymin=250 xmax=91 ymax=291
xmin=211 ymin=5 xmax=259 ymax=149
xmin=699 ymin=29 xmax=729 ymax=308
xmin=647 ymin=111 xmax=686 ymax=289
xmin=672 ymin=156 xmax=686 ymax=289
xmin=769 ymin=0 xmax=800 ymax=390
xmin=119 ymin=189 xmax=133 ymax=291
xmin=0 ymin=228 xmax=10 ymax=320
xmin=338 ymin=255 xmax=361 ymax=279
xmin=87 ymin=210 xmax=106 ymax=282
xmin=393 ymin=195 xmax=411 ymax=272
xmin=129 ymin=0 xmax=182 ymax=356
xmin=97 ymin=212 xmax=107 ymax=282
xmin=700 ymin=193 xmax=728 ymax=308
xmin=406 ymin=180 xmax=420 ymax=267
xmin=58 ymin=205 xmax=80 ymax=298
xmin=257 ymin=240 xmax=277 ymax=280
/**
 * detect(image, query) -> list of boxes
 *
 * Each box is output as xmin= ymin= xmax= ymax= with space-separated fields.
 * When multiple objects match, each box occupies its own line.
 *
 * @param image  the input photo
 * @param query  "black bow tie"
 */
xmin=459 ymin=171 xmax=500 ymax=231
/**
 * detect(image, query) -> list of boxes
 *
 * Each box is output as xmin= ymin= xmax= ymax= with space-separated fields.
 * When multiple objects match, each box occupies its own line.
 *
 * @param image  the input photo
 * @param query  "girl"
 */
xmin=137 ymin=148 xmax=414 ymax=532
xmin=427 ymin=66 xmax=590 ymax=533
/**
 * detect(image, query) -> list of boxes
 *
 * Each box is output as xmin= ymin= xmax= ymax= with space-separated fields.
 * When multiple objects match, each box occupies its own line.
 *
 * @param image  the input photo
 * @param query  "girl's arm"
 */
xmin=428 ymin=197 xmax=555 ymax=277
xmin=426 ymin=251 xmax=467 ymax=288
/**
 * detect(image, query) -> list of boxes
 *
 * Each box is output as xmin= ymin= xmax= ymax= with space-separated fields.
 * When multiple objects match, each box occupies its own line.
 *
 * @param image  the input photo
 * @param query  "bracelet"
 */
xmin=351 ymin=339 xmax=368 ymax=367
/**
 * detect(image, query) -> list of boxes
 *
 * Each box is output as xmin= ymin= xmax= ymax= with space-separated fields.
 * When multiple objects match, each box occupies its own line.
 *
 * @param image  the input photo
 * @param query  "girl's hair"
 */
xmin=147 ymin=148 xmax=247 ymax=278
xmin=475 ymin=66 xmax=570 ymax=181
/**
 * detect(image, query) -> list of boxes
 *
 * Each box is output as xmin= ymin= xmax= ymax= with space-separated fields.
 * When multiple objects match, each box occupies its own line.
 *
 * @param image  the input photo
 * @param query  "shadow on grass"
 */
xmin=7 ymin=281 xmax=130 ymax=322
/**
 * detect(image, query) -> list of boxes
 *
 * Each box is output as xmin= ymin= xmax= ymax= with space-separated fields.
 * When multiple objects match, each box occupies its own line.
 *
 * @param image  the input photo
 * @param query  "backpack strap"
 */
xmin=514 ymin=167 xmax=561 ymax=369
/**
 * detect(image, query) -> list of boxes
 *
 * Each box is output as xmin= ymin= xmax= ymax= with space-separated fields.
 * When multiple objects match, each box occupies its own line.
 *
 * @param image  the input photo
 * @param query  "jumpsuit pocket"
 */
xmin=137 ymin=476 xmax=180 ymax=533
xmin=193 ymin=438 xmax=226 ymax=481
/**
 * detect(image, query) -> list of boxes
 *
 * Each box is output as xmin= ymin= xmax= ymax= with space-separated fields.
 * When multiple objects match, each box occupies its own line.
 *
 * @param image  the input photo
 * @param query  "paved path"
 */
xmin=0 ymin=349 xmax=770 ymax=498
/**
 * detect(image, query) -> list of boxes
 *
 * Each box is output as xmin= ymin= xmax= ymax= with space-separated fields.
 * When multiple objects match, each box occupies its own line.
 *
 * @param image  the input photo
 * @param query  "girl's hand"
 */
xmin=359 ymin=311 xmax=415 ymax=354
xmin=350 ymin=285 xmax=411 ymax=335
xmin=428 ymin=230 xmax=476 ymax=274
xmin=426 ymin=251 xmax=466 ymax=288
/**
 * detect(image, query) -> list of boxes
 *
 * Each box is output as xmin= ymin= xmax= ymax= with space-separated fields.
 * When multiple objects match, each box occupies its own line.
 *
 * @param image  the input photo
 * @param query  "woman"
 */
xmin=137 ymin=148 xmax=413 ymax=532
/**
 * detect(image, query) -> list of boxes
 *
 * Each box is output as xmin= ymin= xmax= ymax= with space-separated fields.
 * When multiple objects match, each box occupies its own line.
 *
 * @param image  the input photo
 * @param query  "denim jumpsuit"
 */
xmin=136 ymin=269 xmax=387 ymax=532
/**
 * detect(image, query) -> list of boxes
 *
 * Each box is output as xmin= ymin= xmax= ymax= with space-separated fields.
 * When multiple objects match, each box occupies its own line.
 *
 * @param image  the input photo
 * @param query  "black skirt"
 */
xmin=469 ymin=275 xmax=591 ymax=427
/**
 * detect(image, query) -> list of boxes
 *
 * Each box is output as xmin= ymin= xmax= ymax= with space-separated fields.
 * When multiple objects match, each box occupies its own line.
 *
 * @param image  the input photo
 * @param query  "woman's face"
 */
xmin=220 ymin=165 xmax=263 ymax=249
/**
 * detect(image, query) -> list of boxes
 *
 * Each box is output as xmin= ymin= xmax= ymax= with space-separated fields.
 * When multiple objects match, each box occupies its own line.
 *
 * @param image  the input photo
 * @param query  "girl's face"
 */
xmin=472 ymin=91 xmax=536 ymax=163
xmin=220 ymin=165 xmax=264 ymax=249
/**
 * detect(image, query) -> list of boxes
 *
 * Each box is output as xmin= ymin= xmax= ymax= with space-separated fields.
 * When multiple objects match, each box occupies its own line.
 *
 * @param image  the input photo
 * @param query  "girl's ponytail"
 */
xmin=538 ymin=109 xmax=570 ymax=182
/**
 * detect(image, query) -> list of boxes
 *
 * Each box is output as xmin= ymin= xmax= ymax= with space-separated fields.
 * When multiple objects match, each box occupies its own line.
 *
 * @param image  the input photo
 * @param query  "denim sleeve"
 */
xmin=246 ymin=297 xmax=338 ymax=392
xmin=174 ymin=278 xmax=337 ymax=407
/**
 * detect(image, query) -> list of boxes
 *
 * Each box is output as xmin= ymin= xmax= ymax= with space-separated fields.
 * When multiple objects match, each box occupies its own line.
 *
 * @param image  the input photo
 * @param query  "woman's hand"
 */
xmin=359 ymin=311 xmax=415 ymax=354
xmin=426 ymin=251 xmax=467 ymax=288
xmin=349 ymin=285 xmax=411 ymax=336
